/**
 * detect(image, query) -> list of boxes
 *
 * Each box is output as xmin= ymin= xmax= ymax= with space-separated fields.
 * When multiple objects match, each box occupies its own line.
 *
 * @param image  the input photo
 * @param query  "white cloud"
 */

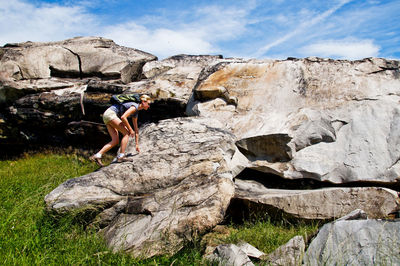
xmin=102 ymin=4 xmax=253 ymax=58
xmin=190 ymin=5 xmax=250 ymax=41
xmin=0 ymin=0 xmax=97 ymax=45
xmin=299 ymin=39 xmax=380 ymax=59
xmin=1 ymin=0 xmax=396 ymax=60
xmin=102 ymin=22 xmax=214 ymax=58
xmin=0 ymin=0 xmax=255 ymax=58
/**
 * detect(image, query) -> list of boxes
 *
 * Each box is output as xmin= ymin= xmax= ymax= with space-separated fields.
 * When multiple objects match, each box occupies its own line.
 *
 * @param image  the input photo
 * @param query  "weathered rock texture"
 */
xmin=0 ymin=36 xmax=156 ymax=82
xmin=120 ymin=55 xmax=227 ymax=125
xmin=207 ymin=244 xmax=255 ymax=266
xmin=266 ymin=236 xmax=305 ymax=266
xmin=189 ymin=58 xmax=400 ymax=184
xmin=233 ymin=179 xmax=400 ymax=220
xmin=2 ymin=37 xmax=400 ymax=260
xmin=140 ymin=54 xmax=223 ymax=101
xmin=45 ymin=117 xmax=235 ymax=258
xmin=0 ymin=37 xmax=158 ymax=148
xmin=0 ymin=49 xmax=222 ymax=148
xmin=304 ymin=219 xmax=400 ymax=265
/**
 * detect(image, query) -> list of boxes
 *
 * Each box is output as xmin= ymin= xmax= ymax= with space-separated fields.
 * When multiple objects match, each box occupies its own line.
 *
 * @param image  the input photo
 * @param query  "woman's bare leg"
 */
xmin=97 ymin=123 xmax=120 ymax=155
xmin=111 ymin=119 xmax=130 ymax=154
xmin=119 ymin=134 xmax=130 ymax=154
xmin=101 ymin=118 xmax=131 ymax=154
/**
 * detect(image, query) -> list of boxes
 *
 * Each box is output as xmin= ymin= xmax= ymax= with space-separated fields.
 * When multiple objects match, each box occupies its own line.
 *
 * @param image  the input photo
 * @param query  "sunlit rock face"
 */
xmin=0 ymin=36 xmax=157 ymax=82
xmin=0 ymin=37 xmax=158 ymax=148
xmin=304 ymin=219 xmax=400 ymax=265
xmin=189 ymin=57 xmax=400 ymax=184
xmin=233 ymin=179 xmax=400 ymax=220
xmin=45 ymin=117 xmax=236 ymax=258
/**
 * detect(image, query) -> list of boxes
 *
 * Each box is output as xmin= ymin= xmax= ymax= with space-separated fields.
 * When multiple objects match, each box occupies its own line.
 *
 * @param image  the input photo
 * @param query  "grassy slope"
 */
xmin=0 ymin=152 xmax=317 ymax=265
xmin=0 ymin=153 xmax=138 ymax=265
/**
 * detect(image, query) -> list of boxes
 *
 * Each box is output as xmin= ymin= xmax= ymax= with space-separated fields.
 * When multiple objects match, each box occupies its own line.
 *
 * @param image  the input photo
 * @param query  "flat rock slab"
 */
xmin=234 ymin=179 xmax=400 ymax=220
xmin=45 ymin=117 xmax=236 ymax=258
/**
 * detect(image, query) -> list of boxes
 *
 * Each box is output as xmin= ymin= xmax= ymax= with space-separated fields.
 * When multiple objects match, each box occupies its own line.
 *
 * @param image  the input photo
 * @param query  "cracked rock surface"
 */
xmin=304 ymin=219 xmax=400 ymax=265
xmin=233 ymin=179 xmax=400 ymax=220
xmin=0 ymin=36 xmax=156 ymax=82
xmin=45 ymin=117 xmax=236 ymax=258
xmin=189 ymin=57 xmax=400 ymax=184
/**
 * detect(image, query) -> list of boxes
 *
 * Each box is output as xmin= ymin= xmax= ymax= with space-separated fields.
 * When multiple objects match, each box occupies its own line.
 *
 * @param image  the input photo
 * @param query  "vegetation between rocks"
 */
xmin=0 ymin=150 xmax=317 ymax=265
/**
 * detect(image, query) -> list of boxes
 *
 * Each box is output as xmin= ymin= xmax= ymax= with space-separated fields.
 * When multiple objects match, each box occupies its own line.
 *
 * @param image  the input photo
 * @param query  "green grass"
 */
xmin=0 ymin=152 xmax=131 ymax=265
xmin=0 ymin=151 xmax=206 ymax=265
xmin=224 ymin=218 xmax=319 ymax=254
xmin=0 ymin=151 xmax=319 ymax=265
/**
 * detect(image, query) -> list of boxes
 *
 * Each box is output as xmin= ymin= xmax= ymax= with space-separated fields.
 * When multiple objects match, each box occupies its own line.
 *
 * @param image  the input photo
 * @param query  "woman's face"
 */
xmin=141 ymin=101 xmax=150 ymax=110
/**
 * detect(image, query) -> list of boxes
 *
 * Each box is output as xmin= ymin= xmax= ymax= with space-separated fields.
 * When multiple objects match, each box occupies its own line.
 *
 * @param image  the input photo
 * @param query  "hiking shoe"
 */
xmin=89 ymin=155 xmax=104 ymax=167
xmin=117 ymin=156 xmax=133 ymax=163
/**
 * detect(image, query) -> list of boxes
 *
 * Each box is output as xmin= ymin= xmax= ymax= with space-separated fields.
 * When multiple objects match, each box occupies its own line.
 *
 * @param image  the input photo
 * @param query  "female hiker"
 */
xmin=89 ymin=94 xmax=151 ymax=167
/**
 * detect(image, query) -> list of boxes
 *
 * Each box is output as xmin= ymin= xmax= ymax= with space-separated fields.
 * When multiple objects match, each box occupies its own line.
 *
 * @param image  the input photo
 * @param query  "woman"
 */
xmin=89 ymin=94 xmax=151 ymax=167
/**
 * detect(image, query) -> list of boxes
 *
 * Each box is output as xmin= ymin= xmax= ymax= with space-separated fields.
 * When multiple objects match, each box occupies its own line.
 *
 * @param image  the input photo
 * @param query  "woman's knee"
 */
xmin=110 ymin=139 xmax=119 ymax=146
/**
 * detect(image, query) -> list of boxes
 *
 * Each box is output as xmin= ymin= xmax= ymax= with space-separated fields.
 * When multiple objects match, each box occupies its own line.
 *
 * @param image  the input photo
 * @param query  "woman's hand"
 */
xmin=136 ymin=143 xmax=140 ymax=153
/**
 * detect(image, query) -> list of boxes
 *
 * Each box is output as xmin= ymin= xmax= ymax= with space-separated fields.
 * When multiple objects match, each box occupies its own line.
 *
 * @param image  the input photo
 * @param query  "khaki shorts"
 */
xmin=103 ymin=108 xmax=119 ymax=124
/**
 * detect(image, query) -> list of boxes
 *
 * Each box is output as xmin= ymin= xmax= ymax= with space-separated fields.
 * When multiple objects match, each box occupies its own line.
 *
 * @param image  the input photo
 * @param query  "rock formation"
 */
xmin=0 ymin=36 xmax=156 ymax=82
xmin=304 ymin=213 xmax=400 ymax=265
xmin=1 ymin=37 xmax=400 ymax=261
xmin=207 ymin=243 xmax=255 ymax=266
xmin=0 ymin=37 xmax=157 ymax=147
xmin=232 ymin=179 xmax=399 ymax=220
xmin=45 ymin=117 xmax=236 ymax=257
xmin=266 ymin=236 xmax=305 ymax=266
xmin=190 ymin=57 xmax=400 ymax=184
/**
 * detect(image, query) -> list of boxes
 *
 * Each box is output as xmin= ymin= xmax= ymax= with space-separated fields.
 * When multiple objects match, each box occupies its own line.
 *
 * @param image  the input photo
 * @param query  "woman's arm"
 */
xmin=120 ymin=106 xmax=137 ymax=136
xmin=132 ymin=116 xmax=140 ymax=152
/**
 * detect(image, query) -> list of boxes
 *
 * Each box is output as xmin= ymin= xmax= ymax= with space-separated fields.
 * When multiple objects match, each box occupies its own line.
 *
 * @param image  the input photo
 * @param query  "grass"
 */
xmin=224 ymin=218 xmax=319 ymax=254
xmin=0 ymin=151 xmax=206 ymax=265
xmin=0 ymin=150 xmax=319 ymax=265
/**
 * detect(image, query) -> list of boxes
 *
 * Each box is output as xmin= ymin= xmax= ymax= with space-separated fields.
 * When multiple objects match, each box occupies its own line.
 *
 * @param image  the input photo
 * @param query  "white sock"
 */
xmin=95 ymin=153 xmax=102 ymax=158
xmin=117 ymin=153 xmax=125 ymax=158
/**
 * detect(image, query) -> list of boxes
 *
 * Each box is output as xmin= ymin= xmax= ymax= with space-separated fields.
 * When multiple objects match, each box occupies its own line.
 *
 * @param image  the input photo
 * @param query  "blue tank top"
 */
xmin=109 ymin=102 xmax=139 ymax=118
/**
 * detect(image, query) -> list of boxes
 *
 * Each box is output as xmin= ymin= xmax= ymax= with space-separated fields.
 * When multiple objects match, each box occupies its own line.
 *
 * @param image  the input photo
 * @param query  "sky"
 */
xmin=0 ymin=0 xmax=399 ymax=60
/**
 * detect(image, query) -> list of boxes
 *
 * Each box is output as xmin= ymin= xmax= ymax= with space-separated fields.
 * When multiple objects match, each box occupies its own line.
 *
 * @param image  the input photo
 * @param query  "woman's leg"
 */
xmin=90 ymin=124 xmax=119 ymax=167
xmin=97 ymin=123 xmax=121 ymax=155
xmin=119 ymin=133 xmax=130 ymax=154
xmin=104 ymin=118 xmax=130 ymax=155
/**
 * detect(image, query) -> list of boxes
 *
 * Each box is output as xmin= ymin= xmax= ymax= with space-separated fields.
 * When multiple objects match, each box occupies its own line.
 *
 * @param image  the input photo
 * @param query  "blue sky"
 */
xmin=1 ymin=0 xmax=399 ymax=60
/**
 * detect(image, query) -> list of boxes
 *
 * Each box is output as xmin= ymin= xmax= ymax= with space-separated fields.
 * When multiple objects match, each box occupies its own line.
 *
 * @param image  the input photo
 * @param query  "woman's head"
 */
xmin=139 ymin=94 xmax=151 ymax=110
xmin=140 ymin=94 xmax=151 ymax=103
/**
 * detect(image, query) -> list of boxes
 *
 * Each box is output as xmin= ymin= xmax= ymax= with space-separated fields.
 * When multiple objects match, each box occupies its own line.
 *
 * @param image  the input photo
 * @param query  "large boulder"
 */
xmin=189 ymin=57 xmax=400 ymax=184
xmin=233 ymin=179 xmax=400 ymax=220
xmin=0 ymin=37 xmax=160 ymax=147
xmin=0 ymin=36 xmax=157 ymax=112
xmin=142 ymin=54 xmax=223 ymax=79
xmin=45 ymin=117 xmax=236 ymax=258
xmin=304 ymin=219 xmax=400 ymax=265
xmin=0 ymin=36 xmax=157 ymax=82
xmin=128 ymin=55 xmax=225 ymax=103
